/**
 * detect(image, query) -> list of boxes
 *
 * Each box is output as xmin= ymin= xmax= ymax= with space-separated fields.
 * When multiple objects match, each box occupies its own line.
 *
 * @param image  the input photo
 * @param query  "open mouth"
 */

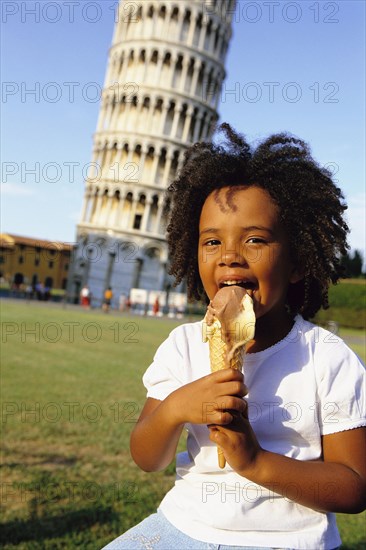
xmin=219 ymin=280 xmax=256 ymax=291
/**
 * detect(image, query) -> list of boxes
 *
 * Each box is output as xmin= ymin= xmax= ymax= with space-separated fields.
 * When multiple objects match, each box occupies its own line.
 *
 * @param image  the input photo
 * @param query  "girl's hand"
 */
xmin=208 ymin=408 xmax=263 ymax=476
xmin=168 ymin=368 xmax=248 ymax=426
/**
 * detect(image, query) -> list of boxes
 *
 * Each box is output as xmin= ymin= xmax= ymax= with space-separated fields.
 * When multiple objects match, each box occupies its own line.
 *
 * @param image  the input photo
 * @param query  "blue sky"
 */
xmin=1 ymin=0 xmax=365 ymax=260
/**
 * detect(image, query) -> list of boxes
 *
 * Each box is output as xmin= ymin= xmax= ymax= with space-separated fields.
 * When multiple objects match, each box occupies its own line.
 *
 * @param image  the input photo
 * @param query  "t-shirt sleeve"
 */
xmin=316 ymin=342 xmax=366 ymax=436
xmin=142 ymin=327 xmax=186 ymax=401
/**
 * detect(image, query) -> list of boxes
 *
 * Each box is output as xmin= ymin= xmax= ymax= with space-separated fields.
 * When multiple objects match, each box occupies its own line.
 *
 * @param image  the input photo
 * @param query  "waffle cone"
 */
xmin=208 ymin=326 xmax=244 ymax=468
xmin=208 ymin=327 xmax=244 ymax=371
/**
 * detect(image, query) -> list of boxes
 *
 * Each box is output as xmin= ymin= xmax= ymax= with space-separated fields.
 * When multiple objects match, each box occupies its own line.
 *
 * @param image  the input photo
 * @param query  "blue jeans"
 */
xmin=101 ymin=509 xmax=297 ymax=549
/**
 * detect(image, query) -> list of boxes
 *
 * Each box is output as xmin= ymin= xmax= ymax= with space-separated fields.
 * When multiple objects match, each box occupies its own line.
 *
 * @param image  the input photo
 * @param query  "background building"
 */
xmin=0 ymin=233 xmax=72 ymax=292
xmin=67 ymin=0 xmax=236 ymax=309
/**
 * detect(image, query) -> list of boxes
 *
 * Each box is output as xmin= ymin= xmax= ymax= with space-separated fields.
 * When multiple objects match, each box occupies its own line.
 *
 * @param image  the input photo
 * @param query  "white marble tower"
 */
xmin=67 ymin=0 xmax=236 ymax=307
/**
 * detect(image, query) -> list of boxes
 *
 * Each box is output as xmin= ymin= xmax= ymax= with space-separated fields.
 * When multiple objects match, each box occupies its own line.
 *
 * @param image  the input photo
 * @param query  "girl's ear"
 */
xmin=289 ymin=264 xmax=305 ymax=284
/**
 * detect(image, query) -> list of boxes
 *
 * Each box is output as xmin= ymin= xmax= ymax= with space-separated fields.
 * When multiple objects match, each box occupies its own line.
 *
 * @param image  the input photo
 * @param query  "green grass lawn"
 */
xmin=314 ymin=279 xmax=366 ymax=330
xmin=1 ymin=299 xmax=365 ymax=549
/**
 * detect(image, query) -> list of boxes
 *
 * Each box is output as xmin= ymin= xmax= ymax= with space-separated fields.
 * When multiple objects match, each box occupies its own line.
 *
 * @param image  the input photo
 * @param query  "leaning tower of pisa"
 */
xmin=68 ymin=0 xmax=236 ymax=308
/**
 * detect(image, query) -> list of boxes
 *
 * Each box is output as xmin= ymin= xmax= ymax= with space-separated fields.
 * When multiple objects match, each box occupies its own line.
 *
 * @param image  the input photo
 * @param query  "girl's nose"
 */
xmin=219 ymin=244 xmax=247 ymax=266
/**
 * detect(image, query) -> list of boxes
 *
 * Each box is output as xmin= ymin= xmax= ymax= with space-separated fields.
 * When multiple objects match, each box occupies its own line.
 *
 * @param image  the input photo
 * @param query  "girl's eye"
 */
xmin=204 ymin=239 xmax=221 ymax=246
xmin=246 ymin=237 xmax=266 ymax=244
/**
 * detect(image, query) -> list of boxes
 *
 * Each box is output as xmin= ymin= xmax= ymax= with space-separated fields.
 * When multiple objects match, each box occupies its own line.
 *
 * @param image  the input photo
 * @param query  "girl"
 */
xmin=103 ymin=124 xmax=365 ymax=549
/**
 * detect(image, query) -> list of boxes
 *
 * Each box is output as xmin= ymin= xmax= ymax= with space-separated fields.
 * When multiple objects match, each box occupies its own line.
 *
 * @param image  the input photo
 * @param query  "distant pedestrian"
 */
xmin=25 ymin=285 xmax=33 ymax=302
xmin=102 ymin=287 xmax=113 ymax=312
xmin=152 ymin=296 xmax=160 ymax=316
xmin=80 ymin=285 xmax=90 ymax=308
xmin=119 ymin=293 xmax=127 ymax=312
xmin=35 ymin=282 xmax=45 ymax=301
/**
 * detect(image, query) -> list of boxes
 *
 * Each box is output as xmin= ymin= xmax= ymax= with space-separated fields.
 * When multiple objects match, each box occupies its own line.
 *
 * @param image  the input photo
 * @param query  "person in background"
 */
xmin=152 ymin=296 xmax=160 ymax=316
xmin=103 ymin=287 xmax=113 ymax=313
xmin=80 ymin=285 xmax=90 ymax=308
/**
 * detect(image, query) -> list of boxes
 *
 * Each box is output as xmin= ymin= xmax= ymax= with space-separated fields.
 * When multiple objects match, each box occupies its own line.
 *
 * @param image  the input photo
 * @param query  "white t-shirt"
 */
xmin=143 ymin=315 xmax=366 ymax=549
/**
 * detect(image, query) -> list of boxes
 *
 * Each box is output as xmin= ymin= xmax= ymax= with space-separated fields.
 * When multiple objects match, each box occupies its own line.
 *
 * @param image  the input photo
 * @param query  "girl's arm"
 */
xmin=130 ymin=397 xmax=185 ymax=472
xmin=130 ymin=368 xmax=248 ymax=472
xmin=212 ymin=418 xmax=366 ymax=513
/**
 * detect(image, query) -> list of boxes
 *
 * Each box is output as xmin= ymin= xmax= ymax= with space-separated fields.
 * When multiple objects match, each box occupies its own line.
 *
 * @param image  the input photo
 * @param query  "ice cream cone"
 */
xmin=203 ymin=288 xmax=255 ymax=469
xmin=208 ymin=321 xmax=244 ymax=372
xmin=207 ymin=322 xmax=244 ymax=467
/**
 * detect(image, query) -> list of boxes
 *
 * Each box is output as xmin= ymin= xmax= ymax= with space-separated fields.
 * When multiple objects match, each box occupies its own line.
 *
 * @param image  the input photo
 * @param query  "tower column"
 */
xmin=88 ymin=191 xmax=98 ymax=223
xmin=190 ymin=60 xmax=202 ymax=96
xmin=142 ymin=48 xmax=150 ymax=82
xmin=199 ymin=19 xmax=208 ymax=50
xmin=94 ymin=192 xmax=104 ymax=225
xmin=153 ymin=199 xmax=165 ymax=234
xmin=179 ymin=57 xmax=189 ymax=93
xmin=124 ymin=100 xmax=132 ymax=131
xmin=105 ymin=98 xmax=115 ymax=131
xmin=110 ymin=194 xmax=120 ymax=228
xmin=104 ymin=250 xmax=116 ymax=294
xmin=126 ymin=145 xmax=134 ymax=164
xmin=193 ymin=112 xmax=203 ymax=142
xmin=187 ymin=10 xmax=196 ymax=45
xmin=170 ymin=104 xmax=181 ymax=138
xmin=150 ymin=149 xmax=160 ymax=182
xmin=80 ymin=191 xmax=90 ymax=222
xmin=103 ymin=191 xmax=115 ymax=226
xmin=114 ymin=144 xmax=124 ymax=179
xmin=120 ymin=52 xmax=130 ymax=83
xmin=160 ymin=10 xmax=169 ymax=38
xmin=88 ymin=148 xmax=100 ymax=181
xmin=103 ymin=146 xmax=114 ymax=180
xmin=110 ymin=95 xmax=121 ymax=129
xmin=216 ymin=30 xmax=224 ymax=58
xmin=159 ymin=103 xmax=169 ymax=135
xmin=155 ymin=53 xmax=164 ymax=86
xmin=146 ymin=100 xmax=155 ymax=133
xmin=117 ymin=193 xmax=128 ymax=228
xmin=131 ymin=258 xmax=143 ymax=289
xmin=84 ymin=191 xmax=93 ymax=223
xmin=128 ymin=194 xmax=139 ymax=229
xmin=210 ymin=23 xmax=218 ymax=51
xmin=141 ymin=197 xmax=153 ymax=232
xmin=162 ymin=151 xmax=174 ymax=186
xmin=138 ymin=147 xmax=148 ymax=181
xmin=202 ymin=115 xmax=210 ymax=141
xmin=182 ymin=106 xmax=194 ymax=142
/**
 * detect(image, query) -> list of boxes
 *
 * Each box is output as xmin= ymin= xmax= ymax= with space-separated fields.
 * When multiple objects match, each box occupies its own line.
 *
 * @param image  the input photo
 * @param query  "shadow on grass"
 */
xmin=0 ymin=505 xmax=118 ymax=545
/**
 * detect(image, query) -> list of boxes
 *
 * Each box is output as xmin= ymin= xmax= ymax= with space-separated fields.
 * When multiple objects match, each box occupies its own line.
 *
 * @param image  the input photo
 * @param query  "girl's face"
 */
xmin=198 ymin=186 xmax=301 ymax=322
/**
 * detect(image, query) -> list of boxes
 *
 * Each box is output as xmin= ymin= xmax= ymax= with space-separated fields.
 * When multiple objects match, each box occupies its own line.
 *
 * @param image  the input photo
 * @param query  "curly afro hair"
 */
xmin=165 ymin=123 xmax=349 ymax=319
